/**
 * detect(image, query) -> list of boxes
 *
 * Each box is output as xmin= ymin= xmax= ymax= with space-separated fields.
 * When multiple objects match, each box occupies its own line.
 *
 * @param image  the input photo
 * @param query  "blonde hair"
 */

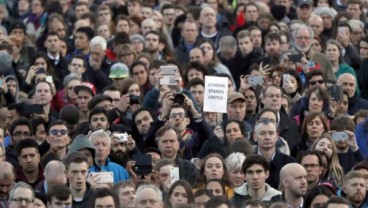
xmin=312 ymin=134 xmax=344 ymax=186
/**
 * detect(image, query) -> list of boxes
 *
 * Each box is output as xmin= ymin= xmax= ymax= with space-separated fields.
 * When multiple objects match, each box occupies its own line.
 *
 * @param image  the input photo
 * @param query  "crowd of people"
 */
xmin=0 ymin=0 xmax=368 ymax=207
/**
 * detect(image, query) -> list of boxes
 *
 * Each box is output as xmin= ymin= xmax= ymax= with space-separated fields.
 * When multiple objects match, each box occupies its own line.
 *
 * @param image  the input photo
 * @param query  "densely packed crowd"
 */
xmin=1 ymin=0 xmax=368 ymax=207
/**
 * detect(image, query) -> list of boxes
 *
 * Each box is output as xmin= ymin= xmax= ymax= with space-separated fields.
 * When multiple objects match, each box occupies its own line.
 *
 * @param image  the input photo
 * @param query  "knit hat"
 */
xmin=109 ymin=63 xmax=129 ymax=79
xmin=316 ymin=7 xmax=336 ymax=19
xmin=60 ymin=105 xmax=80 ymax=125
xmin=130 ymin=34 xmax=145 ymax=44
xmin=8 ymin=20 xmax=26 ymax=34
xmin=88 ymin=94 xmax=113 ymax=110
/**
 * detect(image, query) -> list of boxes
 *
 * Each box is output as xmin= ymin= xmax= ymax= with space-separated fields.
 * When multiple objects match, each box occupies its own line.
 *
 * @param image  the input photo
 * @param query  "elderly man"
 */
xmin=308 ymin=15 xmax=323 ymax=39
xmin=7 ymin=182 xmax=35 ymax=208
xmin=0 ymin=162 xmax=15 ymax=208
xmin=337 ymin=73 xmax=368 ymax=115
xmin=280 ymin=163 xmax=308 ymax=208
xmin=89 ymin=129 xmax=129 ymax=183
xmin=135 ymin=184 xmax=163 ymax=208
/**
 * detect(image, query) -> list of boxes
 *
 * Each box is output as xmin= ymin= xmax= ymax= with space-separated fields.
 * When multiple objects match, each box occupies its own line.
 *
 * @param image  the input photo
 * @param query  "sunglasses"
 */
xmin=49 ymin=129 xmax=68 ymax=136
xmin=309 ymin=80 xmax=324 ymax=85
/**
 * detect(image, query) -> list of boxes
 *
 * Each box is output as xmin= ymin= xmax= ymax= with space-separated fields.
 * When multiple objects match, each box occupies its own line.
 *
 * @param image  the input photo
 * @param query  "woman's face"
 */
xmin=289 ymin=75 xmax=298 ymax=92
xmin=317 ymin=0 xmax=330 ymax=7
xmin=129 ymin=20 xmax=141 ymax=35
xmin=228 ymin=168 xmax=245 ymax=188
xmin=159 ymin=164 xmax=173 ymax=185
xmin=170 ymin=185 xmax=188 ymax=207
xmin=187 ymin=69 xmax=204 ymax=82
xmin=311 ymin=39 xmax=323 ymax=53
xmin=272 ymin=71 xmax=282 ymax=86
xmin=128 ymin=83 xmax=140 ymax=96
xmin=225 ymin=122 xmax=243 ymax=144
xmin=310 ymin=194 xmax=329 ymax=208
xmin=151 ymin=14 xmax=163 ymax=29
xmin=206 ymin=181 xmax=224 ymax=196
xmin=199 ymin=42 xmax=214 ymax=63
xmin=306 ymin=116 xmax=325 ymax=141
xmin=308 ymin=92 xmax=324 ymax=112
xmin=119 ymin=51 xmax=135 ymax=67
xmin=326 ymin=44 xmax=340 ymax=62
xmin=269 ymin=25 xmax=280 ymax=33
xmin=34 ymin=57 xmax=48 ymax=70
xmin=31 ymin=0 xmax=44 ymax=15
xmin=67 ymin=80 xmax=82 ymax=101
xmin=314 ymin=138 xmax=333 ymax=158
xmin=132 ymin=65 xmax=148 ymax=86
xmin=204 ymin=156 xmax=225 ymax=180
xmin=6 ymin=80 xmax=17 ymax=97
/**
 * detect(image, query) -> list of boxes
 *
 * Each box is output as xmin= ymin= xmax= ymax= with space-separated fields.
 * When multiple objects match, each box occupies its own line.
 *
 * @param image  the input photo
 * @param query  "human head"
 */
xmin=44 ymin=160 xmax=66 ymax=187
xmin=64 ymin=152 xmax=88 ymax=192
xmin=8 ymin=182 xmax=35 ymax=208
xmin=324 ymin=196 xmax=350 ymax=208
xmin=204 ymin=196 xmax=231 ymax=208
xmin=112 ymin=181 xmax=136 ymax=208
xmin=155 ymin=126 xmax=179 ymax=160
xmin=303 ymin=185 xmax=335 ymax=208
xmin=135 ymin=184 xmax=163 ymax=208
xmin=279 ymin=163 xmax=307 ymax=197
xmin=224 ymin=120 xmax=246 ymax=144
xmin=201 ymin=153 xmax=226 ymax=182
xmin=298 ymin=150 xmax=323 ymax=186
xmin=92 ymin=188 xmax=119 ymax=208
xmin=337 ymin=73 xmax=357 ymax=98
xmin=0 ymin=161 xmax=16 ymax=201
xmin=242 ymin=154 xmax=269 ymax=191
xmin=47 ymin=120 xmax=70 ymax=150
xmin=305 ymin=70 xmax=326 ymax=90
xmin=9 ymin=117 xmax=32 ymax=147
xmin=194 ymin=189 xmax=213 ymax=208
xmin=165 ymin=180 xmax=194 ymax=208
xmin=46 ymin=184 xmax=72 ymax=208
xmin=292 ymin=24 xmax=314 ymax=53
xmin=89 ymin=129 xmax=111 ymax=164
xmin=16 ymin=138 xmax=40 ymax=174
xmin=343 ymin=171 xmax=366 ymax=206
xmin=261 ymin=85 xmax=283 ymax=112
xmin=300 ymin=112 xmax=329 ymax=143
xmin=224 ymin=152 xmax=246 ymax=188
xmin=227 ymin=92 xmax=246 ymax=121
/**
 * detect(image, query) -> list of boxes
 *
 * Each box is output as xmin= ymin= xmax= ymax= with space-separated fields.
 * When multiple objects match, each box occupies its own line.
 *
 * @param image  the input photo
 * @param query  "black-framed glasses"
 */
xmin=302 ymin=163 xmax=320 ymax=169
xmin=169 ymin=112 xmax=186 ymax=119
xmin=49 ymin=129 xmax=68 ymax=136
xmin=309 ymin=80 xmax=324 ymax=86
xmin=11 ymin=197 xmax=34 ymax=205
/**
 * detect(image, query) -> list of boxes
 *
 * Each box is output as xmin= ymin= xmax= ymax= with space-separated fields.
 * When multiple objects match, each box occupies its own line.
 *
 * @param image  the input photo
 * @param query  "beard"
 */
xmin=349 ymin=192 xmax=365 ymax=204
xmin=109 ymin=150 xmax=129 ymax=167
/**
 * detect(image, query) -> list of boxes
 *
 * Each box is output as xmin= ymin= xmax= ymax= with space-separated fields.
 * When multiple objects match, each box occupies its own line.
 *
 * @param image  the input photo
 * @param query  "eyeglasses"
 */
xmin=296 ymin=36 xmax=311 ymax=40
xmin=169 ymin=112 xmax=186 ymax=119
xmin=309 ymin=80 xmax=324 ymax=86
xmin=12 ymin=131 xmax=31 ymax=138
xmin=49 ymin=129 xmax=68 ymax=136
xmin=11 ymin=197 xmax=34 ymax=205
xmin=264 ymin=94 xmax=282 ymax=99
xmin=302 ymin=163 xmax=320 ymax=169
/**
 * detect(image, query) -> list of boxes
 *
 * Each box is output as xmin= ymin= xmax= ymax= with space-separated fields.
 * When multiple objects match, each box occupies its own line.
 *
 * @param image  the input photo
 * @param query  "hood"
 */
xmin=4 ymin=75 xmax=19 ymax=100
xmin=67 ymin=134 xmax=96 ymax=159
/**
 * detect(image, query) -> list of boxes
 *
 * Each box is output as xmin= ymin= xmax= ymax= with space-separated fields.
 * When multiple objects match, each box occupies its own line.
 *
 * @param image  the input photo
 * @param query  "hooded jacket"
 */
xmin=232 ymin=183 xmax=282 ymax=207
xmin=67 ymin=134 xmax=96 ymax=166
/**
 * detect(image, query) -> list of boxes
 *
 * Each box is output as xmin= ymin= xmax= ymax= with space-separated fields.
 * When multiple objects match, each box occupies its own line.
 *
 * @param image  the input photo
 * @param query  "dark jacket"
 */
xmin=72 ymin=183 xmax=94 ymax=208
xmin=343 ymin=44 xmax=361 ymax=71
xmin=358 ymin=59 xmax=368 ymax=99
xmin=5 ymin=146 xmax=19 ymax=170
xmin=338 ymin=149 xmax=364 ymax=173
xmin=348 ymin=95 xmax=368 ymax=115
xmin=176 ymin=157 xmax=200 ymax=187
xmin=84 ymin=56 xmax=113 ymax=93
xmin=173 ymin=39 xmax=197 ymax=67
xmin=279 ymin=107 xmax=301 ymax=148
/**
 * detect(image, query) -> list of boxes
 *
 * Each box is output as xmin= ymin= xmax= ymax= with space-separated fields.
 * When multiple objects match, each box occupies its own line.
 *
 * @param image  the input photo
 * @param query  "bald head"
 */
xmin=309 ymin=15 xmax=323 ymax=36
xmin=280 ymin=163 xmax=307 ymax=197
xmin=0 ymin=162 xmax=15 ymax=179
xmin=280 ymin=163 xmax=305 ymax=181
xmin=45 ymin=160 xmax=65 ymax=176
xmin=337 ymin=73 xmax=356 ymax=98
xmin=141 ymin=18 xmax=157 ymax=36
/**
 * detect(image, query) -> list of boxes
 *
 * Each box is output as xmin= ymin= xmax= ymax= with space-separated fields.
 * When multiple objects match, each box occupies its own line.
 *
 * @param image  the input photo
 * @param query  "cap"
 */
xmin=227 ymin=92 xmax=246 ymax=103
xmin=88 ymin=94 xmax=113 ymax=110
xmin=316 ymin=7 xmax=337 ymax=19
xmin=60 ymin=104 xmax=80 ymax=125
xmin=130 ymin=34 xmax=145 ymax=44
xmin=109 ymin=63 xmax=129 ymax=79
xmin=8 ymin=20 xmax=26 ymax=34
xmin=297 ymin=0 xmax=313 ymax=7
xmin=73 ymin=82 xmax=96 ymax=96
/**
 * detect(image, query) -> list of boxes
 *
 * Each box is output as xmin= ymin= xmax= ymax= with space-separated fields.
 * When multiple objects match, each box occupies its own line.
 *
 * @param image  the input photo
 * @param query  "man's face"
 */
xmin=300 ymin=155 xmax=322 ymax=184
xmin=47 ymin=124 xmax=70 ymax=150
xmin=136 ymin=188 xmax=163 ymax=208
xmin=74 ymin=32 xmax=89 ymax=50
xmin=50 ymin=20 xmax=66 ymax=39
xmin=8 ymin=187 xmax=34 ymax=208
xmin=244 ymin=89 xmax=257 ymax=113
xmin=320 ymin=14 xmax=333 ymax=29
xmin=262 ymin=86 xmax=282 ymax=111
xmin=284 ymin=167 xmax=308 ymax=197
xmin=250 ymin=29 xmax=262 ymax=48
xmin=116 ymin=20 xmax=130 ymax=34
xmin=90 ymin=45 xmax=105 ymax=64
xmin=227 ymin=100 xmax=246 ymax=121
xmin=265 ymin=39 xmax=281 ymax=58
xmin=145 ymin=33 xmax=160 ymax=53
xmin=6 ymin=80 xmax=17 ymax=97
xmin=141 ymin=19 xmax=157 ymax=36
xmin=68 ymin=58 xmax=86 ymax=75
xmin=90 ymin=113 xmax=109 ymax=131
xmin=66 ymin=162 xmax=88 ymax=191
xmin=200 ymin=8 xmax=216 ymax=28
xmin=34 ymin=82 xmax=53 ymax=105
xmin=75 ymin=5 xmax=89 ymax=19
xmin=157 ymin=129 xmax=179 ymax=159
xmin=18 ymin=147 xmax=40 ymax=174
xmin=162 ymin=8 xmax=175 ymax=26
xmin=190 ymin=84 xmax=204 ymax=107
xmin=189 ymin=48 xmax=205 ymax=63
xmin=132 ymin=65 xmax=148 ymax=86
xmin=48 ymin=195 xmax=72 ymax=208
xmin=141 ymin=7 xmax=152 ymax=19
xmin=103 ymin=90 xmax=120 ymax=109
xmin=12 ymin=125 xmax=31 ymax=147
xmin=254 ymin=123 xmax=278 ymax=150
xmin=168 ymin=108 xmax=190 ymax=132
xmin=308 ymin=75 xmax=326 ymax=90
xmin=309 ymin=17 xmax=323 ymax=36
xmin=10 ymin=29 xmax=25 ymax=43
xmin=245 ymin=5 xmax=259 ymax=22
xmin=359 ymin=41 xmax=368 ymax=58
xmin=347 ymin=3 xmax=361 ymax=20
xmin=245 ymin=164 xmax=269 ymax=190
xmin=334 ymin=94 xmax=349 ymax=116
xmin=0 ymin=175 xmax=14 ymax=200
xmin=76 ymin=90 xmax=93 ymax=112
xmin=295 ymin=28 xmax=312 ymax=53
xmin=338 ymin=75 xmax=356 ymax=98
xmin=182 ymin=22 xmax=198 ymax=44
xmin=134 ymin=110 xmax=153 ymax=135
xmin=297 ymin=4 xmax=312 ymax=21
xmin=127 ymin=1 xmax=141 ymax=17
xmin=44 ymin=35 xmax=60 ymax=54
xmin=344 ymin=177 xmax=366 ymax=205
xmin=119 ymin=186 xmax=136 ymax=208
xmin=238 ymin=37 xmax=253 ymax=56
xmin=91 ymin=136 xmax=110 ymax=164
xmin=94 ymin=196 xmax=115 ymax=208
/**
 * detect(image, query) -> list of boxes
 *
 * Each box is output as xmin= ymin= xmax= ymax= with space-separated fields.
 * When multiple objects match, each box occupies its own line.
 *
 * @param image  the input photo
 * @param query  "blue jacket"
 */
xmin=89 ymin=158 xmax=129 ymax=184
xmin=355 ymin=118 xmax=368 ymax=157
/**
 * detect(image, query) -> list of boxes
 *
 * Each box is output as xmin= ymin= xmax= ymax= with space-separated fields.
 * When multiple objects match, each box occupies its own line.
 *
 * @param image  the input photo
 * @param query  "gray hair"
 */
xmin=90 ymin=36 xmax=107 ymax=51
xmin=254 ymin=119 xmax=277 ymax=133
xmin=225 ymin=152 xmax=246 ymax=172
xmin=9 ymin=182 xmax=35 ymax=200
xmin=0 ymin=161 xmax=15 ymax=180
xmin=136 ymin=184 xmax=163 ymax=202
xmin=44 ymin=160 xmax=65 ymax=176
xmin=62 ymin=73 xmax=82 ymax=87
xmin=89 ymin=129 xmax=111 ymax=146
xmin=219 ymin=36 xmax=237 ymax=49
xmin=292 ymin=24 xmax=314 ymax=41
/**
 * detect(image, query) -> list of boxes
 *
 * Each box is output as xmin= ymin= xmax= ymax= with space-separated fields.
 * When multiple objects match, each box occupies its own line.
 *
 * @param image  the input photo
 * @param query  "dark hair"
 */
xmin=257 ymin=108 xmax=278 ymax=123
xmin=244 ymin=199 xmax=266 ymax=208
xmin=205 ymin=196 xmax=231 ymax=208
xmin=114 ymin=31 xmax=130 ymax=45
xmin=305 ymin=70 xmax=324 ymax=88
xmin=47 ymin=184 xmax=71 ymax=203
xmin=64 ymin=152 xmax=88 ymax=170
xmin=155 ymin=126 xmax=178 ymax=144
xmin=187 ymin=78 xmax=205 ymax=89
xmin=193 ymin=189 xmax=214 ymax=198
xmin=183 ymin=61 xmax=209 ymax=84
xmin=16 ymin=138 xmax=39 ymax=156
xmin=352 ymin=162 xmax=368 ymax=172
xmin=264 ymin=32 xmax=281 ymax=44
xmin=242 ymin=154 xmax=269 ymax=173
xmin=47 ymin=119 xmax=67 ymax=132
xmin=300 ymin=112 xmax=329 ymax=142
xmin=303 ymin=86 xmax=330 ymax=112
xmin=324 ymin=196 xmax=349 ymax=206
xmin=224 ymin=120 xmax=245 ymax=140
xmin=9 ymin=117 xmax=32 ymax=137
xmin=304 ymin=185 xmax=335 ymax=208
xmin=298 ymin=150 xmax=322 ymax=166
xmin=92 ymin=188 xmax=119 ymax=208
xmin=88 ymin=107 xmax=108 ymax=123
xmin=44 ymin=31 xmax=60 ymax=41
xmin=165 ymin=180 xmax=194 ymax=208
xmin=69 ymin=54 xmax=86 ymax=67
xmin=31 ymin=118 xmax=47 ymax=136
xmin=149 ymin=60 xmax=167 ymax=71
xmin=330 ymin=115 xmax=356 ymax=132
xmin=75 ymin=26 xmax=95 ymax=41
xmin=130 ymin=61 xmax=148 ymax=78
xmin=353 ymin=110 xmax=368 ymax=124
xmin=281 ymin=69 xmax=304 ymax=95
xmin=205 ymin=179 xmax=226 ymax=195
